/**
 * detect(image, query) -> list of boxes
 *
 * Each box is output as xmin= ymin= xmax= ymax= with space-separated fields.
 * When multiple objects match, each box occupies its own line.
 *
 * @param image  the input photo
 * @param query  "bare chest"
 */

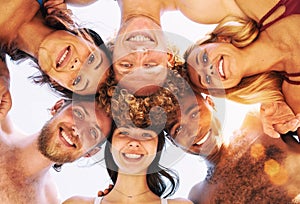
xmin=201 ymin=142 xmax=300 ymax=203
xmin=0 ymin=144 xmax=53 ymax=204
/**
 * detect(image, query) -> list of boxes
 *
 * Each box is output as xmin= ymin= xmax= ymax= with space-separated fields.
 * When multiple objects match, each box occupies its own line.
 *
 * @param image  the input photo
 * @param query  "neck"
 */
xmin=15 ymin=133 xmax=53 ymax=178
xmin=240 ymin=33 xmax=286 ymax=76
xmin=106 ymin=172 xmax=153 ymax=202
xmin=15 ymin=12 xmax=55 ymax=59
xmin=118 ymin=0 xmax=176 ymax=25
xmin=114 ymin=172 xmax=150 ymax=193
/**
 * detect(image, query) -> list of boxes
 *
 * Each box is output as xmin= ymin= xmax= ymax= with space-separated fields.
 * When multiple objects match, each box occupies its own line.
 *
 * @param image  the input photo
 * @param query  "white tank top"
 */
xmin=94 ymin=197 xmax=168 ymax=204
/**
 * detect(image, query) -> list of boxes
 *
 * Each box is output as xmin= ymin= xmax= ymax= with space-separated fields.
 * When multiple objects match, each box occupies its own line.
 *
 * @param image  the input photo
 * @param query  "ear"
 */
xmin=50 ymin=99 xmax=65 ymax=116
xmin=83 ymin=146 xmax=101 ymax=158
xmin=205 ymin=95 xmax=216 ymax=110
xmin=167 ymin=52 xmax=175 ymax=67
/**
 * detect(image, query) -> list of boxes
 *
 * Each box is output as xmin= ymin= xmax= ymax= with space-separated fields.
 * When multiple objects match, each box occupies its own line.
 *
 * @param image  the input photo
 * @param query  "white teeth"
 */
xmin=58 ymin=49 xmax=69 ymax=66
xmin=61 ymin=130 xmax=74 ymax=146
xmin=218 ymin=58 xmax=225 ymax=78
xmin=124 ymin=153 xmax=142 ymax=159
xmin=128 ymin=35 xmax=151 ymax=42
xmin=196 ymin=130 xmax=211 ymax=145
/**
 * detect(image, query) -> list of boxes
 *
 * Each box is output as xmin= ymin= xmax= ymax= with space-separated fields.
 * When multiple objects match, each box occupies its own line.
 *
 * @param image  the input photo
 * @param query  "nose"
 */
xmin=70 ymin=58 xmax=81 ymax=70
xmin=202 ymin=64 xmax=214 ymax=85
xmin=71 ymin=126 xmax=79 ymax=137
xmin=128 ymin=140 xmax=140 ymax=148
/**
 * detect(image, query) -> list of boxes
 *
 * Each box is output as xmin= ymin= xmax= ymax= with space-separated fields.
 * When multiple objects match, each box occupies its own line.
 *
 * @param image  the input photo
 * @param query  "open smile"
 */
xmin=56 ymin=46 xmax=71 ymax=68
xmin=122 ymin=152 xmax=144 ymax=162
xmin=217 ymin=56 xmax=225 ymax=79
xmin=193 ymin=129 xmax=211 ymax=147
xmin=59 ymin=127 xmax=77 ymax=148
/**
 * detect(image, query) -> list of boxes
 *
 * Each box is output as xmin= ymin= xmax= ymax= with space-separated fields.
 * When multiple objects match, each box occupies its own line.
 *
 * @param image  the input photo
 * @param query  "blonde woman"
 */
xmin=182 ymin=2 xmax=300 ymax=138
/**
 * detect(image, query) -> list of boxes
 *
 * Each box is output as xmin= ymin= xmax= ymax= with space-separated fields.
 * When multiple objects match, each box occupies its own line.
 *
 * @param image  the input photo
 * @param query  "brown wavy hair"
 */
xmin=1 ymin=7 xmax=111 ymax=98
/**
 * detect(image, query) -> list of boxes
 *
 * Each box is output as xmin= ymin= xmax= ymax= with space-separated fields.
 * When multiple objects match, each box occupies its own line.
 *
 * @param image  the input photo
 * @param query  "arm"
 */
xmin=43 ymin=0 xmax=97 ymax=14
xmin=65 ymin=0 xmax=98 ymax=6
xmin=44 ymin=0 xmax=97 ymax=9
xmin=0 ymin=59 xmax=11 ymax=121
xmin=176 ymin=0 xmax=247 ymax=24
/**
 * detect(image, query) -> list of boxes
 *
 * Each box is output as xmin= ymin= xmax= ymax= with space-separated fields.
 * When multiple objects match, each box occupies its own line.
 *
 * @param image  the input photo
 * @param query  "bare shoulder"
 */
xmin=62 ymin=196 xmax=95 ymax=204
xmin=168 ymin=197 xmax=193 ymax=204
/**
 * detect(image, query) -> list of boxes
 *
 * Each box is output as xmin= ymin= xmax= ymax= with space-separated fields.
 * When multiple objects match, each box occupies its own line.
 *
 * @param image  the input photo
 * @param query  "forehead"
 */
xmin=180 ymin=91 xmax=207 ymax=111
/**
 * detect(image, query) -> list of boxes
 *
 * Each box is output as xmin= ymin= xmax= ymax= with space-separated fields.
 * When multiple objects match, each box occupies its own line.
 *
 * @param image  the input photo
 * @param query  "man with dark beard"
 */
xmin=0 ymin=89 xmax=112 ymax=204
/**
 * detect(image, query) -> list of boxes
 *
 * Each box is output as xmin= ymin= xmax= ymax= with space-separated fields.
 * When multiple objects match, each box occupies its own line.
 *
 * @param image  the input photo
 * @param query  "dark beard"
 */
xmin=37 ymin=120 xmax=75 ymax=163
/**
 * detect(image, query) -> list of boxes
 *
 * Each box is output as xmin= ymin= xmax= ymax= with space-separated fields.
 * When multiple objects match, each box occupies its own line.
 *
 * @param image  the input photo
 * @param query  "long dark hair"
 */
xmin=104 ymin=122 xmax=179 ymax=198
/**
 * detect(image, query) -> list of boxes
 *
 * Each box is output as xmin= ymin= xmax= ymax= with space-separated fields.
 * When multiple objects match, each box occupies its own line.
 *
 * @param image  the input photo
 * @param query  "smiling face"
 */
xmin=113 ymin=16 xmax=168 ymax=95
xmin=169 ymin=92 xmax=222 ymax=156
xmin=38 ymin=30 xmax=111 ymax=95
xmin=187 ymin=42 xmax=244 ymax=91
xmin=110 ymin=127 xmax=158 ymax=175
xmin=38 ymin=100 xmax=112 ymax=163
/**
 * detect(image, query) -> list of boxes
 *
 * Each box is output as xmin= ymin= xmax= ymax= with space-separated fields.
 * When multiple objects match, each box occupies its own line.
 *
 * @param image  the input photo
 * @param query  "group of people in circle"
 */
xmin=1 ymin=0 xmax=300 ymax=203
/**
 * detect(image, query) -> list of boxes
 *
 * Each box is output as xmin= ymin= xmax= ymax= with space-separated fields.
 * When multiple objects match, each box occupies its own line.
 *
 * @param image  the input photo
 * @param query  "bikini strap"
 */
xmin=258 ymin=0 xmax=286 ymax=31
xmin=278 ymin=71 xmax=300 ymax=85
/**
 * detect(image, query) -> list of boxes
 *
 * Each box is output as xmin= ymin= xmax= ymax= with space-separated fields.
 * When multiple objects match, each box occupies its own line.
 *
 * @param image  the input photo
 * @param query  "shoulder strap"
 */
xmin=94 ymin=197 xmax=103 ymax=204
xmin=258 ymin=0 xmax=286 ymax=31
xmin=278 ymin=71 xmax=300 ymax=85
xmin=161 ymin=199 xmax=168 ymax=204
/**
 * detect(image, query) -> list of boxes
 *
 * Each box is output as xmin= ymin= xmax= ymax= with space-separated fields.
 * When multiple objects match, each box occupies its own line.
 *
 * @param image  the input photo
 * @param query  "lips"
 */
xmin=122 ymin=152 xmax=144 ymax=162
xmin=217 ymin=57 xmax=225 ymax=79
xmin=126 ymin=32 xmax=154 ymax=42
xmin=56 ymin=46 xmax=71 ymax=68
xmin=59 ymin=127 xmax=76 ymax=148
xmin=193 ymin=129 xmax=211 ymax=147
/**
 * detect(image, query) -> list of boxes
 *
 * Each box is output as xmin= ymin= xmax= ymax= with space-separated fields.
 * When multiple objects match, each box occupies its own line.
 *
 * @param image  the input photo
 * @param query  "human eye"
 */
xmin=205 ymin=74 xmax=211 ymax=84
xmin=73 ymin=108 xmax=84 ymax=120
xmin=120 ymin=62 xmax=133 ymax=68
xmin=191 ymin=111 xmax=199 ymax=119
xmin=142 ymin=132 xmax=155 ymax=138
xmin=87 ymin=53 xmax=95 ymax=64
xmin=90 ymin=127 xmax=99 ymax=139
xmin=144 ymin=63 xmax=157 ymax=68
xmin=72 ymin=76 xmax=81 ymax=86
xmin=175 ymin=125 xmax=183 ymax=136
xmin=119 ymin=130 xmax=130 ymax=136
xmin=202 ymin=51 xmax=209 ymax=64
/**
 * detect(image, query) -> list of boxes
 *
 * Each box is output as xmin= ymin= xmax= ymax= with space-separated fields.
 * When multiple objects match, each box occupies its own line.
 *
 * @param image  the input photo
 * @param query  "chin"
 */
xmin=134 ymin=85 xmax=161 ymax=96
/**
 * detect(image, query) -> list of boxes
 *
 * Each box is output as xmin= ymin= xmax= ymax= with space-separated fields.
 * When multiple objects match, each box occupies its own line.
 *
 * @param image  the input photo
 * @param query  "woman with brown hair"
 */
xmin=0 ymin=0 xmax=112 ymax=96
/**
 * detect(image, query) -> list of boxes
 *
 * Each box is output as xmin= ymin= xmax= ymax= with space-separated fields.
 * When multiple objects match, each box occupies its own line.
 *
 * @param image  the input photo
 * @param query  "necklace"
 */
xmin=114 ymin=188 xmax=150 ymax=198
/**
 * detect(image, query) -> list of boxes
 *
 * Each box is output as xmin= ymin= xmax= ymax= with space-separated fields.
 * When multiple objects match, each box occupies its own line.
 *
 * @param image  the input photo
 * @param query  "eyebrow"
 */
xmin=195 ymin=53 xmax=199 ymax=65
xmin=185 ymin=103 xmax=199 ymax=115
xmin=94 ymin=54 xmax=103 ymax=70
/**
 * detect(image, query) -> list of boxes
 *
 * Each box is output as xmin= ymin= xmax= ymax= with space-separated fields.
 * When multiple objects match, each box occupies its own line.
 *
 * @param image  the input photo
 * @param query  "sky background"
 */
xmin=7 ymin=0 xmax=259 ymax=201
